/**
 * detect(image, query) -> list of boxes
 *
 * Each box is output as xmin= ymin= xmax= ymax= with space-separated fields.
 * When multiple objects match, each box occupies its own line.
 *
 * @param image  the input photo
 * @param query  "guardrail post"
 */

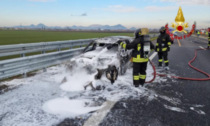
xmin=23 ymin=72 xmax=27 ymax=78
xmin=21 ymin=47 xmax=26 ymax=57
xmin=58 ymin=45 xmax=61 ymax=51
xmin=42 ymin=50 xmax=47 ymax=72
xmin=21 ymin=48 xmax=27 ymax=78
xmin=20 ymin=53 xmax=25 ymax=57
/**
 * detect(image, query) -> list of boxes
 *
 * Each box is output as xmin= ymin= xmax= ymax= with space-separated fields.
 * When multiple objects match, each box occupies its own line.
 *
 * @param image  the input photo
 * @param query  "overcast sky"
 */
xmin=0 ymin=0 xmax=209 ymax=28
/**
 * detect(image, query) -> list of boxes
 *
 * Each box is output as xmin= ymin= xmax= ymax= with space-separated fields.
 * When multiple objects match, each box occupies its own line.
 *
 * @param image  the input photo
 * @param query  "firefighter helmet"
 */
xmin=134 ymin=28 xmax=149 ymax=38
xmin=134 ymin=29 xmax=142 ymax=38
xmin=159 ymin=26 xmax=166 ymax=34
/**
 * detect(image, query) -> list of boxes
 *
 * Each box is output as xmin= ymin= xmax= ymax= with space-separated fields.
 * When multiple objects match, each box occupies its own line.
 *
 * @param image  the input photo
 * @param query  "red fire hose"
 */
xmin=146 ymin=48 xmax=210 ymax=83
xmin=146 ymin=60 xmax=157 ymax=83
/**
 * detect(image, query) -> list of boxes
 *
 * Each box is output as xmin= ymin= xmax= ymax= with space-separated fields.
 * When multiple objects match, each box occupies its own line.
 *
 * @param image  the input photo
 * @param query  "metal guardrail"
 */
xmin=0 ymin=47 xmax=85 ymax=80
xmin=152 ymin=34 xmax=159 ymax=37
xmin=0 ymin=34 xmax=159 ymax=58
xmin=0 ymin=38 xmax=96 ymax=57
xmin=0 ymin=38 xmax=96 ymax=80
xmin=0 ymin=34 xmax=159 ymax=80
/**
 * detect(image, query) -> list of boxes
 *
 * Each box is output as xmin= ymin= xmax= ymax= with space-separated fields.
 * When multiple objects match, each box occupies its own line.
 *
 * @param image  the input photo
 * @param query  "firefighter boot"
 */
xmin=158 ymin=62 xmax=162 ymax=68
xmin=139 ymin=80 xmax=145 ymax=87
xmin=165 ymin=62 xmax=169 ymax=70
xmin=133 ymin=78 xmax=139 ymax=87
xmin=165 ymin=66 xmax=169 ymax=71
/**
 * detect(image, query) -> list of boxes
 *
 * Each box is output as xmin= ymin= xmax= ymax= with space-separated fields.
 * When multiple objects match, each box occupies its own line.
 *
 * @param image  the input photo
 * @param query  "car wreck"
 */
xmin=62 ymin=36 xmax=134 ymax=90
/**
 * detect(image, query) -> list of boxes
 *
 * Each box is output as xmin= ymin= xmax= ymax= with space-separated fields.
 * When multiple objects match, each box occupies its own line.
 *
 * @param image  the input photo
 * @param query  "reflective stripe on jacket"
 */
xmin=121 ymin=36 xmax=154 ymax=63
xmin=156 ymin=33 xmax=172 ymax=52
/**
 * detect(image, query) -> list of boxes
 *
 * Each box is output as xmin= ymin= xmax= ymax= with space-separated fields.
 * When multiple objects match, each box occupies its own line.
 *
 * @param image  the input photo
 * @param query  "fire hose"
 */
xmin=145 ymin=59 xmax=157 ymax=83
xmin=146 ymin=48 xmax=210 ymax=83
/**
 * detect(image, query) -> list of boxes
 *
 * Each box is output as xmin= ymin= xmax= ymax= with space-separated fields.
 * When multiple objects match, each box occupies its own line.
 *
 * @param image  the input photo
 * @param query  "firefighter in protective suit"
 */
xmin=208 ymin=31 xmax=210 ymax=49
xmin=118 ymin=28 xmax=154 ymax=87
xmin=155 ymin=26 xmax=173 ymax=70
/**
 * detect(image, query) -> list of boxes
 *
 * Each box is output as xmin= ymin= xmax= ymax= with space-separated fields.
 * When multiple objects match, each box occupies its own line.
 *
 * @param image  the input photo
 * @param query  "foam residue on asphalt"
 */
xmin=0 ymin=43 xmax=169 ymax=126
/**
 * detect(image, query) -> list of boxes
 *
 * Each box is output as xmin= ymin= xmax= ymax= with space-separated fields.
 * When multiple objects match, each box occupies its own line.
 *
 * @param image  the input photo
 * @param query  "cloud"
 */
xmin=28 ymin=0 xmax=55 ymax=2
xmin=81 ymin=13 xmax=87 ymax=16
xmin=145 ymin=6 xmax=176 ymax=11
xmin=105 ymin=5 xmax=139 ymax=13
xmin=160 ymin=0 xmax=210 ymax=5
xmin=202 ymin=20 xmax=210 ymax=23
xmin=71 ymin=13 xmax=87 ymax=17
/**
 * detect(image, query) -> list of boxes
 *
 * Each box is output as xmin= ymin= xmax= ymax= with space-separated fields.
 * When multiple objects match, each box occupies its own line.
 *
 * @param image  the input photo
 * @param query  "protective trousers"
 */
xmin=208 ymin=34 xmax=210 ymax=47
xmin=133 ymin=62 xmax=147 ymax=86
xmin=158 ymin=52 xmax=169 ymax=66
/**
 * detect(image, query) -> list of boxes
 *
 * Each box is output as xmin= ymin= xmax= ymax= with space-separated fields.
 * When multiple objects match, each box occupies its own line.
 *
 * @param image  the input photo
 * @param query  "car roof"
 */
xmin=95 ymin=36 xmax=133 ymax=44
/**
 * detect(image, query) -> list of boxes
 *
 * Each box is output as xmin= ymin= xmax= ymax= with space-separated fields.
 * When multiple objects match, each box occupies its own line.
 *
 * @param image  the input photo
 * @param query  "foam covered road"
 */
xmin=1 ymin=36 xmax=210 ymax=126
xmin=62 ymin=36 xmax=210 ymax=126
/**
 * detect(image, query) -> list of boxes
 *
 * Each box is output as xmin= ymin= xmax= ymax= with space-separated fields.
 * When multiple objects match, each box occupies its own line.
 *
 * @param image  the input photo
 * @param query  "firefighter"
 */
xmin=208 ymin=32 xmax=210 ymax=49
xmin=155 ymin=26 xmax=173 ymax=70
xmin=206 ymin=31 xmax=208 ymax=36
xmin=197 ymin=30 xmax=200 ymax=37
xmin=118 ymin=28 xmax=154 ymax=87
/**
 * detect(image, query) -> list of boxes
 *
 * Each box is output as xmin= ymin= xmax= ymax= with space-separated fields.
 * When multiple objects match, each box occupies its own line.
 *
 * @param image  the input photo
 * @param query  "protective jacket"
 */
xmin=121 ymin=36 xmax=154 ymax=63
xmin=208 ymin=33 xmax=210 ymax=47
xmin=208 ymin=33 xmax=210 ymax=41
xmin=156 ymin=33 xmax=173 ymax=52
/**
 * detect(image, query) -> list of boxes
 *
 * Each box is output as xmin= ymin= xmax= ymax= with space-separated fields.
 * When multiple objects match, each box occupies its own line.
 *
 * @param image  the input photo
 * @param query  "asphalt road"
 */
xmin=100 ymin=36 xmax=210 ymax=126
xmin=58 ymin=36 xmax=210 ymax=126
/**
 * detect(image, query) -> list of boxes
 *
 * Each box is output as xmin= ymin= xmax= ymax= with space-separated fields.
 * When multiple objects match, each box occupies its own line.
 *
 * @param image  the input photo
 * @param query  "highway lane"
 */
xmin=1 ymin=35 xmax=209 ymax=126
xmin=163 ymin=36 xmax=210 ymax=111
xmin=97 ymin=36 xmax=210 ymax=126
xmin=58 ymin=36 xmax=210 ymax=126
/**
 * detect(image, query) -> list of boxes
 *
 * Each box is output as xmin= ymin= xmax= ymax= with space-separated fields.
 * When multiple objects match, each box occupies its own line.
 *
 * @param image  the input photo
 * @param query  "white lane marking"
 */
xmin=83 ymin=101 xmax=116 ymax=126
xmin=199 ymin=46 xmax=206 ymax=50
xmin=83 ymin=52 xmax=158 ymax=126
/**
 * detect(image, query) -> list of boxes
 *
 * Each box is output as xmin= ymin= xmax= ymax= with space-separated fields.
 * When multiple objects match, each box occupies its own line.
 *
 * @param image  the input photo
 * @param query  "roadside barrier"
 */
xmin=0 ymin=34 xmax=159 ymax=81
xmin=0 ymin=39 xmax=96 ymax=57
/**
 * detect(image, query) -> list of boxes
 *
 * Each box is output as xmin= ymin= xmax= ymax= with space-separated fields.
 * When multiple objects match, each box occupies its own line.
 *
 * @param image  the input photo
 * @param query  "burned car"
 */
xmin=61 ymin=36 xmax=134 ymax=89
xmin=83 ymin=36 xmax=133 ymax=76
xmin=62 ymin=35 xmax=153 ymax=90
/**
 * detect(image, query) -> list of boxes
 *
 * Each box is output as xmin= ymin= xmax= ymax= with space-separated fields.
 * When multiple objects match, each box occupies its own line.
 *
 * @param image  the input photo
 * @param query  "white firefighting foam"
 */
xmin=0 ymin=44 xmax=167 ymax=126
